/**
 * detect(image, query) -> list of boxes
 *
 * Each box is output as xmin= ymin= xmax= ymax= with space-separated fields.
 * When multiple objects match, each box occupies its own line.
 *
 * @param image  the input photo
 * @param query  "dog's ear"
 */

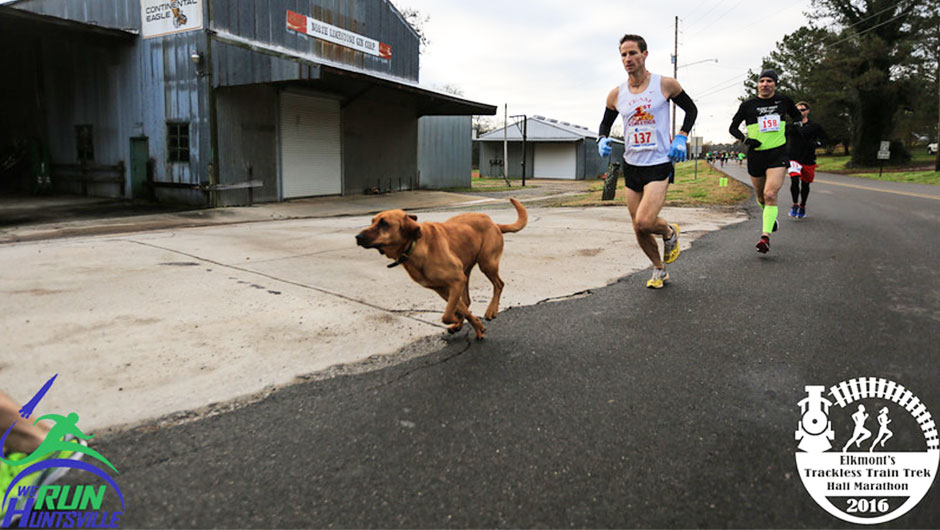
xmin=402 ymin=213 xmax=422 ymax=239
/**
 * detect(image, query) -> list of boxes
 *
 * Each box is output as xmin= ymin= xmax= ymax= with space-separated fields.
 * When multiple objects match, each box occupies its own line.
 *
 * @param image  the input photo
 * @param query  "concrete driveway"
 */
xmin=0 ymin=189 xmax=746 ymax=435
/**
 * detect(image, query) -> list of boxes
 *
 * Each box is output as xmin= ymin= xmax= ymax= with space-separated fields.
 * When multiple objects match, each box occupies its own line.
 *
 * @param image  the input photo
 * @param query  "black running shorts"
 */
xmin=623 ymin=162 xmax=674 ymax=192
xmin=747 ymin=146 xmax=789 ymax=177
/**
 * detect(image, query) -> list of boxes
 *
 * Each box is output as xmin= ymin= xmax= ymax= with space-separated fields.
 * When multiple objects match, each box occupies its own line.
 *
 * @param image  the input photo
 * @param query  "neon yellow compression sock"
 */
xmin=762 ymin=205 xmax=778 ymax=234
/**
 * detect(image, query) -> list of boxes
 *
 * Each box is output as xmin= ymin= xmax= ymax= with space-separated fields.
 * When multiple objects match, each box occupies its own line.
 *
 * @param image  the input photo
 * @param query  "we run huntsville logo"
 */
xmin=1 ymin=375 xmax=124 ymax=529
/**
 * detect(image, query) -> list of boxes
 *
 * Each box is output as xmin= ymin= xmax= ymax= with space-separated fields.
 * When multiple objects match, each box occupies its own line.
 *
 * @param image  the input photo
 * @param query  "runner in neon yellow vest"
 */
xmin=728 ymin=69 xmax=802 ymax=254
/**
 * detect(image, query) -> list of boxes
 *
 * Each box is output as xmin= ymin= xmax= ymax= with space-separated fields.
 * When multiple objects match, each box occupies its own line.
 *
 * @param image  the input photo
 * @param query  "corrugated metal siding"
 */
xmin=582 ymin=140 xmax=622 ymax=180
xmin=342 ymin=86 xmax=416 ymax=194
xmin=480 ymin=136 xmax=622 ymax=181
xmin=210 ymin=0 xmax=418 ymax=84
xmin=140 ymin=30 xmax=210 ymax=186
xmin=216 ymin=85 xmax=278 ymax=204
xmin=8 ymin=0 xmax=211 ymax=198
xmin=7 ymin=0 xmax=139 ymax=31
xmin=4 ymin=0 xmax=437 ymax=203
xmin=479 ymin=141 xmax=526 ymax=179
xmin=417 ymin=116 xmax=470 ymax=189
xmin=40 ymin=42 xmax=127 ymax=165
xmin=575 ymin=140 xmax=584 ymax=179
xmin=210 ymin=38 xmax=321 ymax=87
xmin=0 ymin=18 xmax=141 ymax=198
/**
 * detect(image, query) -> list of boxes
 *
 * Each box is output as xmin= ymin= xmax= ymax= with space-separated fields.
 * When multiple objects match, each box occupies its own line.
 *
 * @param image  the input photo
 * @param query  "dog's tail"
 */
xmin=498 ymin=198 xmax=528 ymax=233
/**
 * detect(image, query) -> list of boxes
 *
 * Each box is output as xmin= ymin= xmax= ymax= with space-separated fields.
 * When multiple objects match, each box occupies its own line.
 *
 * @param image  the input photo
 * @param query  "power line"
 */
xmin=680 ymin=0 xmax=732 ymax=33
xmin=685 ymin=0 xmax=750 ymax=38
xmin=691 ymin=1 xmax=916 ymax=101
xmin=678 ymin=1 xmax=718 ymax=29
xmin=691 ymin=2 xmax=806 ymax=43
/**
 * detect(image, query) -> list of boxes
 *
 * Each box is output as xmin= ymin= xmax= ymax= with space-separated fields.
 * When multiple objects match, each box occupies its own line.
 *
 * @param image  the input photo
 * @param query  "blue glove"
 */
xmin=597 ymin=137 xmax=612 ymax=157
xmin=668 ymin=135 xmax=688 ymax=163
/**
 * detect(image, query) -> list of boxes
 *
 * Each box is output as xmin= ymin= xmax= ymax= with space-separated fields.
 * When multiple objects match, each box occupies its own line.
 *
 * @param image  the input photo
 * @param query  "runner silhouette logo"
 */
xmin=795 ymin=377 xmax=938 ymax=525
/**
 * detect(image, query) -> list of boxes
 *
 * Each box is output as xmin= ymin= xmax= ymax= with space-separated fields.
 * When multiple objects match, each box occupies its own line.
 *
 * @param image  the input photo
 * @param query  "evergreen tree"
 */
xmin=809 ymin=0 xmax=938 ymax=166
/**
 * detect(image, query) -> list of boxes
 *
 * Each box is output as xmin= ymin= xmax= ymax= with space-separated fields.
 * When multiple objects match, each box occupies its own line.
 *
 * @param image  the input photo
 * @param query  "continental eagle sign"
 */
xmin=141 ymin=0 xmax=204 ymax=39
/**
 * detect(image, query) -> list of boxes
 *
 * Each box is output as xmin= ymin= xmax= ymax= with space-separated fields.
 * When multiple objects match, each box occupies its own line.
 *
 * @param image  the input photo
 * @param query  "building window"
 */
xmin=167 ymin=122 xmax=190 ymax=162
xmin=76 ymin=125 xmax=94 ymax=161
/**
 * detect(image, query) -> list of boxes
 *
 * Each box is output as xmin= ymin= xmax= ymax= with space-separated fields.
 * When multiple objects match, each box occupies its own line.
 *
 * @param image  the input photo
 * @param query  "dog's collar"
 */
xmin=387 ymin=239 xmax=416 ymax=268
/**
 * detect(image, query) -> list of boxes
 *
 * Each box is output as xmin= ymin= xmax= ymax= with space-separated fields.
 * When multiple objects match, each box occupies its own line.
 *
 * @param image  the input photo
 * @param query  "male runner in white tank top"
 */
xmin=598 ymin=34 xmax=698 ymax=289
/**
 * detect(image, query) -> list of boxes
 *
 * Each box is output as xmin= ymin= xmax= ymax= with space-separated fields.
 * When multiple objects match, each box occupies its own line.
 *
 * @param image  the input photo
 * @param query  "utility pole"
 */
xmin=503 ymin=104 xmax=511 ymax=186
xmin=511 ymin=114 xmax=528 ymax=186
xmin=672 ymin=15 xmax=678 ymax=139
xmin=522 ymin=117 xmax=527 ymax=186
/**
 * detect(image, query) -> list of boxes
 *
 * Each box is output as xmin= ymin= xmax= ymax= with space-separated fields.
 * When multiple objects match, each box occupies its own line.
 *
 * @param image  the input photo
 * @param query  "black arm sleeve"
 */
xmin=670 ymin=90 xmax=697 ymax=134
xmin=598 ymin=107 xmax=618 ymax=138
xmin=729 ymin=107 xmax=747 ymax=142
xmin=786 ymin=97 xmax=802 ymax=122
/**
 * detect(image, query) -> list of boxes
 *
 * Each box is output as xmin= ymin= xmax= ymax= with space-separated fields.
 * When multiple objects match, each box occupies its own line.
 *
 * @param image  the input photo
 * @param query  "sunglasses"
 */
xmin=798 ymin=108 xmax=809 ymax=112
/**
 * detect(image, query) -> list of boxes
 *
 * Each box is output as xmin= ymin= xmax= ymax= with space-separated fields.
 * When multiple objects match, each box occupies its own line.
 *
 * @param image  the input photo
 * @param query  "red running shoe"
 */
xmin=756 ymin=235 xmax=770 ymax=253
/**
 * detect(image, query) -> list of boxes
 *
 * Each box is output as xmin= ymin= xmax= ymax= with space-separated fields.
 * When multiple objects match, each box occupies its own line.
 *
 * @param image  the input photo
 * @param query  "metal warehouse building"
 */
xmin=0 ymin=0 xmax=494 ymax=206
xmin=477 ymin=115 xmax=624 ymax=180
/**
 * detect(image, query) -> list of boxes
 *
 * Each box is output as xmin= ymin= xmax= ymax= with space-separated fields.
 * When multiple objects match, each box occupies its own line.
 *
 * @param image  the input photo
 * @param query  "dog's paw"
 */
xmin=446 ymin=323 xmax=463 ymax=334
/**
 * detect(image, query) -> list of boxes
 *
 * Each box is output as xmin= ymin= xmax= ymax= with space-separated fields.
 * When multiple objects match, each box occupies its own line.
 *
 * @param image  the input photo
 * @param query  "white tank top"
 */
xmin=617 ymin=73 xmax=671 ymax=166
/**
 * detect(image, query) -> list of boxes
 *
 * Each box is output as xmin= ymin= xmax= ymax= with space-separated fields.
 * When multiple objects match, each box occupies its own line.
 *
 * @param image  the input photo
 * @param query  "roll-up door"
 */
xmin=533 ymin=143 xmax=576 ymax=179
xmin=279 ymin=92 xmax=341 ymax=198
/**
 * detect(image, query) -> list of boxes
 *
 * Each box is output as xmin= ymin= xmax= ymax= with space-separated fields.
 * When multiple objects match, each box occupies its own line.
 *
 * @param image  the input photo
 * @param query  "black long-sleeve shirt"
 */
xmin=787 ymin=119 xmax=827 ymax=165
xmin=729 ymin=94 xmax=801 ymax=151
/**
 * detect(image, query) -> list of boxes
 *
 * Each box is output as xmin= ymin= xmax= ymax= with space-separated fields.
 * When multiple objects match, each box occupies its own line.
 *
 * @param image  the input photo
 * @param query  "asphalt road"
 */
xmin=60 ymin=167 xmax=940 ymax=528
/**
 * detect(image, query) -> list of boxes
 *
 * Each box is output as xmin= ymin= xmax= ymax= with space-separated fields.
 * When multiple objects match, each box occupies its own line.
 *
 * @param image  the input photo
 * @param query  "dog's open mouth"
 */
xmin=355 ymin=236 xmax=385 ymax=255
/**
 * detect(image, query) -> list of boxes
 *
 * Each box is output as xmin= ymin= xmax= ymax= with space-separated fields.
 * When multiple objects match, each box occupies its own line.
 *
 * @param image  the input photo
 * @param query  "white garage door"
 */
xmin=279 ymin=92 xmax=342 ymax=198
xmin=533 ymin=143 xmax=577 ymax=179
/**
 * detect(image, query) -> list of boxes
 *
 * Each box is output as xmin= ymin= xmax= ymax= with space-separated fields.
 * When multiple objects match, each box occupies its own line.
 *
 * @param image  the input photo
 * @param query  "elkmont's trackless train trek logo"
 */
xmin=1 ymin=375 xmax=124 ymax=529
xmin=795 ymin=377 xmax=938 ymax=524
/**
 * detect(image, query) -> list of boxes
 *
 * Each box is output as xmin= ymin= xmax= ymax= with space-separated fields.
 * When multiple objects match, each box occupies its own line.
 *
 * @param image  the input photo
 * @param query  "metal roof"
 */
xmin=477 ymin=115 xmax=622 ymax=143
xmin=212 ymin=29 xmax=495 ymax=116
xmin=0 ymin=3 xmax=138 ymax=38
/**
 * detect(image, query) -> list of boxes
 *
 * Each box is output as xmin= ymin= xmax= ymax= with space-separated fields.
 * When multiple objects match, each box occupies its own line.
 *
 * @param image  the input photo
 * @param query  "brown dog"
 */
xmin=355 ymin=198 xmax=527 ymax=340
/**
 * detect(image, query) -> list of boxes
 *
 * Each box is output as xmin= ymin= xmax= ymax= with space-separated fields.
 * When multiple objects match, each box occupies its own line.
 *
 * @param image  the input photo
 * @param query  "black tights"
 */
xmin=790 ymin=177 xmax=810 ymax=206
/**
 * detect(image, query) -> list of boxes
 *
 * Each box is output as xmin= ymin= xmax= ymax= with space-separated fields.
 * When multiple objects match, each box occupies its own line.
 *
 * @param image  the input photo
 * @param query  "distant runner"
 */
xmin=787 ymin=101 xmax=827 ymax=219
xmin=597 ymin=34 xmax=698 ymax=288
xmin=728 ymin=69 xmax=802 ymax=253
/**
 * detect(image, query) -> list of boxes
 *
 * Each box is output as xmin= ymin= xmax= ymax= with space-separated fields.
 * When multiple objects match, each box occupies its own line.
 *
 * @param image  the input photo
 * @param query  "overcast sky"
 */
xmin=398 ymin=0 xmax=817 ymax=144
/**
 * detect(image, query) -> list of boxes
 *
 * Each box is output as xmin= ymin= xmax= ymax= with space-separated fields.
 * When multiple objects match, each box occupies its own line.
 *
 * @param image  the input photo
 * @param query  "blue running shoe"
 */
xmin=797 ymin=206 xmax=806 ymax=219
xmin=789 ymin=205 xmax=799 ymax=217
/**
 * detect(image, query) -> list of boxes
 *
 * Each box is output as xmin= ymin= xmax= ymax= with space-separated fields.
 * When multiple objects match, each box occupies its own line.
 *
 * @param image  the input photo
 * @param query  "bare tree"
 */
xmin=436 ymin=83 xmax=464 ymax=97
xmin=472 ymin=116 xmax=498 ymax=137
xmin=398 ymin=7 xmax=429 ymax=54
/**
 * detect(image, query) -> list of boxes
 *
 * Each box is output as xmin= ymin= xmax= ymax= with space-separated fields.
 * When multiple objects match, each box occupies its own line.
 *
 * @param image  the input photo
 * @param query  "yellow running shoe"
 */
xmin=646 ymin=267 xmax=669 ymax=289
xmin=34 ymin=434 xmax=87 ymax=487
xmin=663 ymin=223 xmax=680 ymax=264
xmin=0 ymin=452 xmax=41 ymax=524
